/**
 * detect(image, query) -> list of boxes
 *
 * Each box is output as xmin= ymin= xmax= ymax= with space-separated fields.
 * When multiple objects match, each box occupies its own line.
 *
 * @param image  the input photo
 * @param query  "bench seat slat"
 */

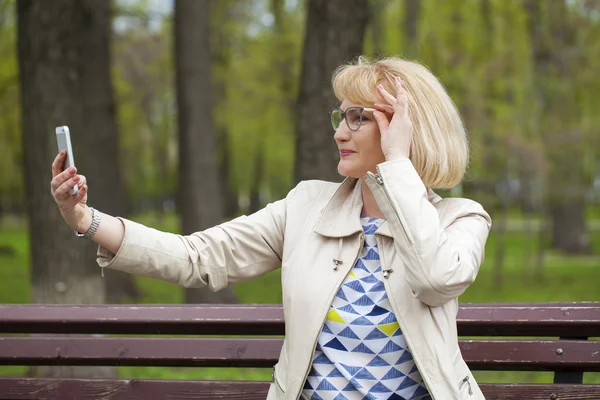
xmin=1 ymin=303 xmax=599 ymax=337
xmin=1 ymin=337 xmax=598 ymax=371
xmin=0 ymin=378 xmax=598 ymax=400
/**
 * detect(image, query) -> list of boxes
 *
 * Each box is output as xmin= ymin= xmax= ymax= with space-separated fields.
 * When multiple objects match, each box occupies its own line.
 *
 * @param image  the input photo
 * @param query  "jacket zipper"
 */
xmin=294 ymin=232 xmax=365 ymax=400
xmin=370 ymin=172 xmax=436 ymax=399
xmin=272 ymin=366 xmax=287 ymax=395
xmin=370 ymin=171 xmax=413 ymax=248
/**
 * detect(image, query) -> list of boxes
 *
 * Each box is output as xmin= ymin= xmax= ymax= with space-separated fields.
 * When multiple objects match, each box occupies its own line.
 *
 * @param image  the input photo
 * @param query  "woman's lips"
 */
xmin=340 ymin=150 xmax=356 ymax=158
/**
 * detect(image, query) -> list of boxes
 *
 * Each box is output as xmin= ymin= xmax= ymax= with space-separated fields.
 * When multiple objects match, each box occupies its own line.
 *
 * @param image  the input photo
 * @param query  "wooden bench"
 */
xmin=0 ymin=302 xmax=598 ymax=399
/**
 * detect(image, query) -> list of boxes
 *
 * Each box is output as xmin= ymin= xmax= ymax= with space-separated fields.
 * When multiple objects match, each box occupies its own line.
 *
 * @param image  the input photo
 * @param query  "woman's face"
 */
xmin=334 ymin=100 xmax=387 ymax=179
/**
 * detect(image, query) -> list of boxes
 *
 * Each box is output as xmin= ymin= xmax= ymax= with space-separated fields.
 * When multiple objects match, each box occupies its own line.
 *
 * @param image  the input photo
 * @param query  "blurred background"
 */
xmin=0 ymin=0 xmax=598 ymax=383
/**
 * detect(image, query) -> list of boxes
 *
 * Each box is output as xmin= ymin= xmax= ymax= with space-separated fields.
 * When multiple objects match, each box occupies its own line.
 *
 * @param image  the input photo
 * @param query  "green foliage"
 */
xmin=0 ymin=0 xmax=22 ymax=211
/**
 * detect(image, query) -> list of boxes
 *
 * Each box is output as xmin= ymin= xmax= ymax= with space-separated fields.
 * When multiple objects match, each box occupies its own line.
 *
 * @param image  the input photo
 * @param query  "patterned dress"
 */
xmin=301 ymin=216 xmax=431 ymax=400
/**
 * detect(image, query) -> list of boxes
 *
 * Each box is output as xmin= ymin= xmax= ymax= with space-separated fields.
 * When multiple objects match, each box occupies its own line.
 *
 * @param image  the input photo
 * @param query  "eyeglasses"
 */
xmin=329 ymin=106 xmax=376 ymax=131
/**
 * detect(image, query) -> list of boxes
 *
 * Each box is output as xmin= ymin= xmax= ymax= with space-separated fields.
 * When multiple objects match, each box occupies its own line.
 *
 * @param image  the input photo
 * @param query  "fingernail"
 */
xmin=61 ymin=150 xmax=66 ymax=155
xmin=69 ymin=167 xmax=75 ymax=173
xmin=378 ymin=84 xmax=383 ymax=89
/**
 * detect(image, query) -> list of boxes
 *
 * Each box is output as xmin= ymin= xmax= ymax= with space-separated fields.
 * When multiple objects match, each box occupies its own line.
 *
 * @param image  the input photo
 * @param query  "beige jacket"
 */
xmin=98 ymin=158 xmax=492 ymax=400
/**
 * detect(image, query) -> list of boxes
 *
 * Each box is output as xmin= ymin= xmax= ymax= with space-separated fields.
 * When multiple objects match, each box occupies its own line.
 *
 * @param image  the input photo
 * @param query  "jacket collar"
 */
xmin=314 ymin=176 xmax=443 ymax=239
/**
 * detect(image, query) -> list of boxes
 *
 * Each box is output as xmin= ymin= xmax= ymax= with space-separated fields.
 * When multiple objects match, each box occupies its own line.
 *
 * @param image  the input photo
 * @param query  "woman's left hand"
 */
xmin=372 ymin=76 xmax=413 ymax=161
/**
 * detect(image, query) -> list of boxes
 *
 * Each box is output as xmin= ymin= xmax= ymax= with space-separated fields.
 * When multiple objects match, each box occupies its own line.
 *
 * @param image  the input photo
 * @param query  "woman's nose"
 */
xmin=333 ymin=124 xmax=351 ymax=142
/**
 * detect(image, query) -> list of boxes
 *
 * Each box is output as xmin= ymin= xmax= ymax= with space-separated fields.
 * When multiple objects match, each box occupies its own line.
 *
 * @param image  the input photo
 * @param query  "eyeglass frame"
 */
xmin=328 ymin=106 xmax=377 ymax=132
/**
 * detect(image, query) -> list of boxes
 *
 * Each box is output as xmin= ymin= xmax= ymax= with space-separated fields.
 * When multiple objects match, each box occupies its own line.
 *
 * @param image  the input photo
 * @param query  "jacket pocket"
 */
xmin=271 ymin=365 xmax=286 ymax=398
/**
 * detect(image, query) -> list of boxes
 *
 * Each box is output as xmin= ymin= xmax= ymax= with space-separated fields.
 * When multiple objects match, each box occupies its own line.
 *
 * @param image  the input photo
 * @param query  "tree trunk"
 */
xmin=174 ymin=0 xmax=237 ymax=304
xmin=523 ymin=0 xmax=592 ymax=255
xmin=403 ymin=0 xmax=420 ymax=59
xmin=17 ymin=0 xmax=123 ymax=378
xmin=294 ymin=0 xmax=369 ymax=183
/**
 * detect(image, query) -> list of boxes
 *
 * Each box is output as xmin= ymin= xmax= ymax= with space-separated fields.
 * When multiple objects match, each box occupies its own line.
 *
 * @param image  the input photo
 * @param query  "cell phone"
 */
xmin=55 ymin=126 xmax=78 ymax=196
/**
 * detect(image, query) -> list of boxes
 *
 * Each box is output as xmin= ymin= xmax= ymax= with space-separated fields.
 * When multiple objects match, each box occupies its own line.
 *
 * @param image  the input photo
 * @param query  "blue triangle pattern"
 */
xmin=324 ymin=338 xmax=347 ymax=351
xmin=344 ymin=279 xmax=365 ymax=293
xmin=322 ymin=324 xmax=334 ymax=334
xmin=354 ymin=368 xmax=377 ymax=380
xmin=341 ymin=363 xmax=362 ymax=376
xmin=338 ymin=304 xmax=359 ymax=315
xmin=311 ymin=392 xmax=325 ymax=400
xmin=351 ymin=343 xmax=375 ymax=354
xmin=380 ymin=340 xmax=403 ymax=354
xmin=368 ymin=281 xmax=385 ymax=292
xmin=364 ymin=249 xmax=379 ymax=260
xmin=352 ymin=295 xmax=375 ymax=306
xmin=397 ymin=376 xmax=418 ymax=390
xmin=316 ymin=379 xmax=337 ymax=391
xmin=396 ymin=350 xmax=414 ymax=365
xmin=336 ymin=287 xmax=348 ymax=302
xmin=367 ymin=305 xmax=388 ymax=316
xmin=370 ymin=382 xmax=392 ymax=393
xmin=366 ymin=355 xmax=390 ymax=367
xmin=378 ymin=312 xmax=397 ymax=324
xmin=364 ymin=223 xmax=379 ymax=235
xmin=360 ymin=274 xmax=379 ymax=284
xmin=327 ymin=368 xmax=345 ymax=378
xmin=412 ymin=385 xmax=430 ymax=397
xmin=350 ymin=316 xmax=374 ymax=326
xmin=382 ymin=367 xmax=405 ymax=380
xmin=364 ymin=328 xmax=388 ymax=340
xmin=338 ymin=327 xmax=360 ymax=339
xmin=353 ymin=259 xmax=369 ymax=272
xmin=313 ymin=353 xmax=331 ymax=364
xmin=333 ymin=393 xmax=349 ymax=400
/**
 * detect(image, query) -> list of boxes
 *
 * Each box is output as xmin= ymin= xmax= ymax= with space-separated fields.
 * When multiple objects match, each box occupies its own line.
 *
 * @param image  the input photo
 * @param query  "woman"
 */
xmin=51 ymin=57 xmax=491 ymax=400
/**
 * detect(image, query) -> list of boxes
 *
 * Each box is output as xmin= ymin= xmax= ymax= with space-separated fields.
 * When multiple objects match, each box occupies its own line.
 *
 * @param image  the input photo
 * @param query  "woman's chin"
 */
xmin=337 ymin=162 xmax=362 ymax=179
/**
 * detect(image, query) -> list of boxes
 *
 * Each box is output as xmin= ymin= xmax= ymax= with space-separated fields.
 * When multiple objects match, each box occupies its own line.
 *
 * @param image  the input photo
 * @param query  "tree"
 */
xmin=174 ymin=0 xmax=237 ymax=304
xmin=523 ymin=0 xmax=593 ymax=254
xmin=294 ymin=0 xmax=369 ymax=183
xmin=17 ymin=0 xmax=125 ymax=377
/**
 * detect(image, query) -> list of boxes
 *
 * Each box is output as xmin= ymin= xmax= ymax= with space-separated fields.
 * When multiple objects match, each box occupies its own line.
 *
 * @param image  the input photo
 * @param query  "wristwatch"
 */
xmin=75 ymin=207 xmax=101 ymax=239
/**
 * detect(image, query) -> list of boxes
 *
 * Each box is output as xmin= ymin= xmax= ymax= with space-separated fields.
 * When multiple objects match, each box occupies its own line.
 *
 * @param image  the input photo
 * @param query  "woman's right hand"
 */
xmin=51 ymin=151 xmax=90 ymax=233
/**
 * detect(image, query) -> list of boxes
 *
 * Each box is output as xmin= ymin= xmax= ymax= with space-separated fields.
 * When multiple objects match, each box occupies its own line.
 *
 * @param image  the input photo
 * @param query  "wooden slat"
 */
xmin=1 ymin=303 xmax=599 ymax=337
xmin=1 ymin=337 xmax=599 ymax=371
xmin=0 ymin=337 xmax=283 ymax=368
xmin=0 ymin=378 xmax=599 ymax=400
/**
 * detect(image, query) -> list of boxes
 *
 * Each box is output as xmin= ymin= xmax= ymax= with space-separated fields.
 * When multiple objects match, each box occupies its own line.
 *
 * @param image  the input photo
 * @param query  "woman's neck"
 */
xmin=360 ymin=179 xmax=386 ymax=219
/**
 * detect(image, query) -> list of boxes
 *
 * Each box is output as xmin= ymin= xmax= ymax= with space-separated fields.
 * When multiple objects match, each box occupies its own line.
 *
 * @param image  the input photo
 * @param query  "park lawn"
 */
xmin=0 ymin=214 xmax=598 ymax=383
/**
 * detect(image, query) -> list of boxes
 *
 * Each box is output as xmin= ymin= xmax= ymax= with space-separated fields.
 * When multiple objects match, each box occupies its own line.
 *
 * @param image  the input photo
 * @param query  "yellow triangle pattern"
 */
xmin=349 ymin=270 xmax=357 ymax=279
xmin=327 ymin=309 xmax=345 ymax=324
xmin=378 ymin=322 xmax=399 ymax=336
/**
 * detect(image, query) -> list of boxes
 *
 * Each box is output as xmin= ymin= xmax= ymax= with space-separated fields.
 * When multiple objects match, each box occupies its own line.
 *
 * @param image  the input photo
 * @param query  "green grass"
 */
xmin=1 ymin=212 xmax=599 ymax=383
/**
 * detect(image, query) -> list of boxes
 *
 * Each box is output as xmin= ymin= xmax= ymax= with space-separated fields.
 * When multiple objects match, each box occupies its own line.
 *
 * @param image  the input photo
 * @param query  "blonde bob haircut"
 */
xmin=332 ymin=56 xmax=468 ymax=189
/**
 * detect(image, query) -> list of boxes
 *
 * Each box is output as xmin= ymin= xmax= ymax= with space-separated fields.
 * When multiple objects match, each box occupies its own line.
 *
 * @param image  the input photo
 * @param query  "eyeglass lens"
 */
xmin=330 ymin=107 xmax=363 ymax=131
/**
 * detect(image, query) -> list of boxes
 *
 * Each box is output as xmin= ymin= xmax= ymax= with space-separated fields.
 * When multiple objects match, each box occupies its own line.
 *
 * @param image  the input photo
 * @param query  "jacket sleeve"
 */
xmin=369 ymin=158 xmax=492 ymax=307
xmin=96 ymin=185 xmax=299 ymax=292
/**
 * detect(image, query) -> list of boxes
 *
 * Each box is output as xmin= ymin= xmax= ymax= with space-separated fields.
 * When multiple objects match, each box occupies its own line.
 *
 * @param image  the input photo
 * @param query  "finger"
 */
xmin=377 ymin=84 xmax=397 ymax=106
xmin=50 ymin=166 xmax=77 ymax=193
xmin=374 ymin=103 xmax=394 ymax=115
xmin=78 ymin=175 xmax=87 ymax=188
xmin=51 ymin=151 xmax=67 ymax=178
xmin=56 ymin=175 xmax=80 ymax=201
xmin=395 ymin=77 xmax=409 ymax=115
xmin=373 ymin=110 xmax=390 ymax=133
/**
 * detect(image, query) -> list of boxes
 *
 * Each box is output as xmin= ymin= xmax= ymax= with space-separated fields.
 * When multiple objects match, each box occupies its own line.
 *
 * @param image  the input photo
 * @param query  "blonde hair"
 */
xmin=332 ymin=56 xmax=468 ymax=189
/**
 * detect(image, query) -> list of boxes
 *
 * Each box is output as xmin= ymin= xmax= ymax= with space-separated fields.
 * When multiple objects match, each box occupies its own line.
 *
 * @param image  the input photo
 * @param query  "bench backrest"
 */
xmin=0 ymin=302 xmax=599 ymax=400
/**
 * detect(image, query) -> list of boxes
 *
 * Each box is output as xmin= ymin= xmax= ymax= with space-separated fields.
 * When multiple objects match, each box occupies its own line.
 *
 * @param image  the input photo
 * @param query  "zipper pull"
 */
xmin=460 ymin=375 xmax=473 ymax=395
xmin=382 ymin=264 xmax=393 ymax=279
xmin=374 ymin=174 xmax=383 ymax=185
